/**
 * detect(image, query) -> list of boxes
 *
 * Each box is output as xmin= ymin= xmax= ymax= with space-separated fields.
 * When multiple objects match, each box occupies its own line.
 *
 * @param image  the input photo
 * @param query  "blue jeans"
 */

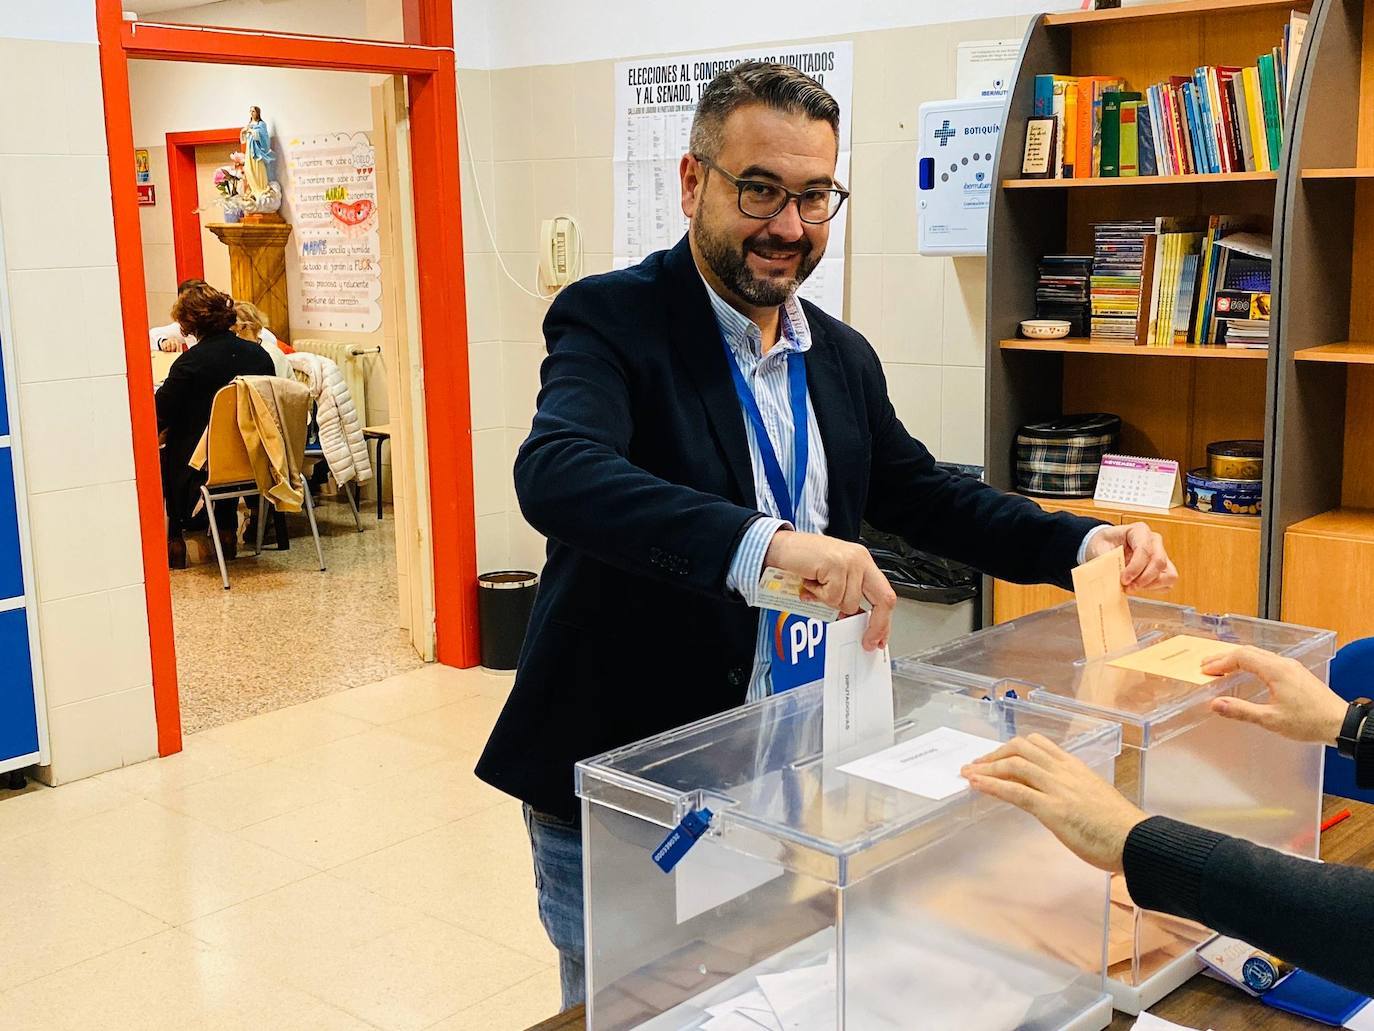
xmin=523 ymin=804 xmax=586 ymax=1009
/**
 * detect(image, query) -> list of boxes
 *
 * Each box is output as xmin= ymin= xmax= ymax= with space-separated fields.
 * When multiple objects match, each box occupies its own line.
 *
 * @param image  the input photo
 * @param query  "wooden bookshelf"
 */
xmin=984 ymin=0 xmax=1301 ymax=627
xmin=1267 ymin=0 xmax=1374 ymax=645
xmin=1293 ymin=341 xmax=1374 ymax=363
xmin=1301 ymin=166 xmax=1374 ymax=177
xmin=1003 ymin=171 xmax=1278 ymax=189
xmin=1000 ymin=337 xmax=1269 ymax=358
xmin=1044 ymin=0 xmax=1310 ymax=27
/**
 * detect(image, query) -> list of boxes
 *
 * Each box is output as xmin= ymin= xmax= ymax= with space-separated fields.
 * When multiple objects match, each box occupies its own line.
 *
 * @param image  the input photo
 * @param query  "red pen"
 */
xmin=1321 ymin=809 xmax=1352 ymax=833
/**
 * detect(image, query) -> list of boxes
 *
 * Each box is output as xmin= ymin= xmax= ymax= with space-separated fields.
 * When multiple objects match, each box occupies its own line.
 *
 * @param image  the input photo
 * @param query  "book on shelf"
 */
xmin=1022 ymin=13 xmax=1305 ymax=180
xmin=1090 ymin=220 xmax=1153 ymax=340
xmin=1037 ymin=255 xmax=1094 ymax=336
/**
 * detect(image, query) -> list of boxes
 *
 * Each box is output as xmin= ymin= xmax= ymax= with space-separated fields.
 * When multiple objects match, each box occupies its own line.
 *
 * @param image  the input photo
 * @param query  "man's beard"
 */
xmin=693 ymin=216 xmax=820 ymax=307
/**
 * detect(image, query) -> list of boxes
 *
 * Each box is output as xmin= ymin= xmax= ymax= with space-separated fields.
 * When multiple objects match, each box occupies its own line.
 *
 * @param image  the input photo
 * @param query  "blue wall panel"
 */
xmin=0 ymin=608 xmax=37 ymax=762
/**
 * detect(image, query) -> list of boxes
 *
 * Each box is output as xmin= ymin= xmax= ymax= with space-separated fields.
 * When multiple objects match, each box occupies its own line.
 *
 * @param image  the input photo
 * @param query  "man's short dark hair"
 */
xmin=176 ymin=277 xmax=207 ymax=295
xmin=689 ymin=61 xmax=840 ymax=161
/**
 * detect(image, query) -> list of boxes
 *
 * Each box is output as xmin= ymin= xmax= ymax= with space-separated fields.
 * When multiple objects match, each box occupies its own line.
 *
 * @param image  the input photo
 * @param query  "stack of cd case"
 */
xmin=1091 ymin=220 xmax=1154 ymax=340
xmin=1036 ymin=255 xmax=1093 ymax=337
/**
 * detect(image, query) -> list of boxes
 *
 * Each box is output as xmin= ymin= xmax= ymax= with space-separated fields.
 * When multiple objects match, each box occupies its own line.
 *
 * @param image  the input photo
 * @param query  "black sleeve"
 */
xmin=514 ymin=288 xmax=763 ymax=597
xmin=154 ymin=349 xmax=200 ymax=432
xmin=859 ymin=351 xmax=1105 ymax=589
xmin=1123 ymin=815 xmax=1374 ymax=994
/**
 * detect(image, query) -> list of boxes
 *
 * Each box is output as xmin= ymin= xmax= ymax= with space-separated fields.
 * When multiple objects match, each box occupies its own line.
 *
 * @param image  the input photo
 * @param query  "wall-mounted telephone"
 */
xmin=539 ymin=216 xmax=580 ymax=292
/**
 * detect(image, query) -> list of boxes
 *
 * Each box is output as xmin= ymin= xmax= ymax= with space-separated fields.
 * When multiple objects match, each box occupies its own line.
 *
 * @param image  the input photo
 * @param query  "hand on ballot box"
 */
xmin=1083 ymin=521 xmax=1178 ymax=592
xmin=1202 ymin=646 xmax=1349 ymax=745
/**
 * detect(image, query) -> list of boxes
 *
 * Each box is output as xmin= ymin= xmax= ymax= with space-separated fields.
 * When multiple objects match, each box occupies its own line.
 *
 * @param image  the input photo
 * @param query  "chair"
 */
xmin=1325 ymin=637 xmax=1374 ymax=803
xmin=302 ymin=400 xmax=364 ymax=533
xmin=198 ymin=383 xmax=325 ymax=589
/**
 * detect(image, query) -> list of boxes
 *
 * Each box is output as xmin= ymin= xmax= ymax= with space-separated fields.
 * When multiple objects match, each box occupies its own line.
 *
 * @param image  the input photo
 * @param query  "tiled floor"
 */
xmin=0 ymin=664 xmax=562 ymax=1031
xmin=171 ymin=497 xmax=425 ymax=734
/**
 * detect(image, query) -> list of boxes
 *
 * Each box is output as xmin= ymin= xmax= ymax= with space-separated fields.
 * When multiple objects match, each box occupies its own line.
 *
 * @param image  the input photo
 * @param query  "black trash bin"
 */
xmin=478 ymin=570 xmax=539 ymax=670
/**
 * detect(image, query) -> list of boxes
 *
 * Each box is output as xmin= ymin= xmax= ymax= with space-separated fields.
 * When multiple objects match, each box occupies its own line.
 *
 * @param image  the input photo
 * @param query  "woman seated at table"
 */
xmin=155 ymin=283 xmax=275 ymax=568
xmin=151 ymin=278 xmax=281 ymax=354
xmin=964 ymin=646 xmax=1374 ymax=994
xmin=233 ymin=300 xmax=291 ymax=378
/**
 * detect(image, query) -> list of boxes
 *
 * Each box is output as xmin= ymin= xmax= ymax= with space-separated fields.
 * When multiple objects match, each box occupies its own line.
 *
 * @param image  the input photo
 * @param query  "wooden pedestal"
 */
xmin=206 ymin=220 xmax=293 ymax=343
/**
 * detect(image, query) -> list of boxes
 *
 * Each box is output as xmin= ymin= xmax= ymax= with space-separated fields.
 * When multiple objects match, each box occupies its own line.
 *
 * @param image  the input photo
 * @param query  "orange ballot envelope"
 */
xmin=1071 ymin=545 xmax=1137 ymax=658
xmin=1107 ymin=634 xmax=1242 ymax=685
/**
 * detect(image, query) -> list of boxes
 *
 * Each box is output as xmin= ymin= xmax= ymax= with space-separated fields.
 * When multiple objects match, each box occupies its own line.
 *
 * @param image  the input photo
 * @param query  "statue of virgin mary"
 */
xmin=238 ymin=106 xmax=282 ymax=214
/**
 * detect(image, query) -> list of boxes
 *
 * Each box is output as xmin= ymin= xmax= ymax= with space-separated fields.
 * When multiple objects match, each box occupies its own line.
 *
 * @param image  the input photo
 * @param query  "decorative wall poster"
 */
xmin=613 ymin=42 xmax=853 ymax=319
xmin=135 ymin=148 xmax=150 ymax=184
xmin=282 ymin=131 xmax=382 ymax=333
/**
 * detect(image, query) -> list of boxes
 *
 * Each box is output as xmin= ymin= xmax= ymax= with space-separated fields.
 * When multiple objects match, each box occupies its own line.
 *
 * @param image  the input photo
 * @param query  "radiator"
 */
xmin=291 ymin=339 xmax=377 ymax=427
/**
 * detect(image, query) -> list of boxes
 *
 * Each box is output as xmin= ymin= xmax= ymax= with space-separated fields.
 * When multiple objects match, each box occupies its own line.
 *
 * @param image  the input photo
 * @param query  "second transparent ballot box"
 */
xmin=906 ymin=599 xmax=1334 ymax=1012
xmin=575 ymin=669 xmax=1123 ymax=1031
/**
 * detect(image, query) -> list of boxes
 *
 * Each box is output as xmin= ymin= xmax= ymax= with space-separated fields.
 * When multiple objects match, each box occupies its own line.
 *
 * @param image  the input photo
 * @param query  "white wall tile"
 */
xmin=463 ymin=252 xmax=500 ymax=343
xmin=507 ymin=511 xmax=546 ymax=573
xmin=28 ymin=480 xmax=143 ymax=602
xmin=846 ymin=254 xmax=883 ymax=350
xmin=143 ymin=243 xmax=178 ymax=302
xmin=492 ymin=160 xmax=535 ymax=254
xmin=574 ymin=158 xmax=613 ymax=255
xmin=529 ymin=65 xmax=577 ymax=161
xmin=849 ymin=32 xmax=888 ymax=146
xmin=503 ymin=342 xmax=543 ymax=431
xmin=18 ymin=376 xmax=135 ymax=494
xmin=531 ymin=159 xmax=578 ymax=227
xmin=583 ymin=251 xmax=612 ymax=277
xmin=504 ymin=428 xmax=526 ymax=511
xmin=880 ymin=255 xmax=943 ymax=365
xmin=496 ymin=250 xmax=547 ymax=343
xmin=468 ymin=341 xmax=504 ymax=431
xmin=942 ymin=256 xmax=987 ymax=367
xmin=460 ymin=159 xmax=496 ymax=255
xmin=472 ymin=428 xmax=509 ymax=518
xmin=45 ymin=684 xmax=157 ymax=784
xmin=0 ymin=41 xmax=68 ymax=156
xmin=61 ymin=41 xmax=108 ymax=157
xmin=37 ymin=585 xmax=151 ymax=708
xmin=846 ymin=143 xmax=886 ymax=256
xmin=940 ymin=365 xmax=986 ymax=465
xmin=572 ymin=61 xmax=614 ymax=159
xmin=456 ymin=69 xmax=494 ymax=164
xmin=880 ymin=143 xmax=918 ymax=256
xmin=884 ymin=363 xmax=943 ymax=457
xmin=490 ymin=67 xmax=534 ymax=162
xmin=477 ymin=511 xmax=510 ymax=573
xmin=7 ymin=268 xmax=122 ymax=384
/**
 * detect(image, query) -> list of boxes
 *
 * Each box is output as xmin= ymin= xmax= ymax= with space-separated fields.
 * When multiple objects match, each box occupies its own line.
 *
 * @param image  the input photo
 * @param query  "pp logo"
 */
xmin=776 ymin=615 xmax=824 ymax=664
xmin=934 ymin=120 xmax=955 ymax=147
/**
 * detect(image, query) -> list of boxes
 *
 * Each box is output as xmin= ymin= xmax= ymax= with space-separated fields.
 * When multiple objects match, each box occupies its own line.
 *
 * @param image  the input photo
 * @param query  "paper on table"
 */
xmin=822 ymin=612 xmax=894 ymax=760
xmin=1131 ymin=1013 xmax=1211 ymax=1031
xmin=1072 ymin=545 xmax=1137 ymax=659
xmin=1346 ymin=1000 xmax=1374 ymax=1030
xmin=756 ymin=957 xmax=836 ymax=1031
xmin=1108 ymin=635 xmax=1241 ymax=685
xmin=838 ymin=726 xmax=996 ymax=800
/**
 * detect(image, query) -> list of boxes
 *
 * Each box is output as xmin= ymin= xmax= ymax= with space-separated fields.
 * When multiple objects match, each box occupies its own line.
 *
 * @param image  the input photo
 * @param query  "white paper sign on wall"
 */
xmin=283 ymin=131 xmax=382 ymax=334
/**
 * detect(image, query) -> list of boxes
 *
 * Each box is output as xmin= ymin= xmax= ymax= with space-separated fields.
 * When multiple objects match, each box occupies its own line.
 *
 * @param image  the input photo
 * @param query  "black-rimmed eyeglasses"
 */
xmin=695 ymin=155 xmax=849 ymax=224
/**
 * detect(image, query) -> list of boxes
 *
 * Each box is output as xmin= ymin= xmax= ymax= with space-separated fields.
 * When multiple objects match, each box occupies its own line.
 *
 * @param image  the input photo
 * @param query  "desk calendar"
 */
xmin=1094 ymin=455 xmax=1183 ymax=510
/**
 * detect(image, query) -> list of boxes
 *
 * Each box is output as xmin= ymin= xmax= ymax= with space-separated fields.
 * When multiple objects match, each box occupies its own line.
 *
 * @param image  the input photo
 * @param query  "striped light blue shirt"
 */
xmin=707 ymin=279 xmax=830 ymax=703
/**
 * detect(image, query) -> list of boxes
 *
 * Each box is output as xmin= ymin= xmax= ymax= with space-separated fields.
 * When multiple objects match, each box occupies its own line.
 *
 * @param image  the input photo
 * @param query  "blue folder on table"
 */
xmin=1262 ymin=970 xmax=1370 ymax=1026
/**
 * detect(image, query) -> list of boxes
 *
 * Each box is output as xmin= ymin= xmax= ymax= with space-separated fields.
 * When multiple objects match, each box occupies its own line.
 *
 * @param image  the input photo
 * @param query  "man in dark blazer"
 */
xmin=476 ymin=62 xmax=1177 ymax=1007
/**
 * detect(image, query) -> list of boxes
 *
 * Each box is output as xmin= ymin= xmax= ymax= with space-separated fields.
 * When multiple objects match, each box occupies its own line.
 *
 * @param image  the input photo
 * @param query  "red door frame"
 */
xmin=95 ymin=0 xmax=480 ymax=757
xmin=165 ymin=128 xmax=241 ymax=285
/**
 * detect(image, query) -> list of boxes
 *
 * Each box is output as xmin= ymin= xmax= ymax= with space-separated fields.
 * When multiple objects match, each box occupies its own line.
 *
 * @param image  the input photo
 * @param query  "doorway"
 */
xmin=96 ymin=0 xmax=480 ymax=755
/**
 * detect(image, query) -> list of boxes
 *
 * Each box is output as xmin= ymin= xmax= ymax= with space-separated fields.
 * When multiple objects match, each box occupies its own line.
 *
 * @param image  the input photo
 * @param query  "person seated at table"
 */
xmin=963 ymin=646 xmax=1374 ymax=994
xmin=233 ymin=300 xmax=290 ymax=378
xmin=151 ymin=278 xmax=279 ymax=354
xmin=155 ymin=282 xmax=275 ymax=568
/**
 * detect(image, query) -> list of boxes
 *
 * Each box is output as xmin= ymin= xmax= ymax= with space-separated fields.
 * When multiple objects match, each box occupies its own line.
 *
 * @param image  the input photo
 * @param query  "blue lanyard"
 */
xmin=719 ymin=332 xmax=809 ymax=526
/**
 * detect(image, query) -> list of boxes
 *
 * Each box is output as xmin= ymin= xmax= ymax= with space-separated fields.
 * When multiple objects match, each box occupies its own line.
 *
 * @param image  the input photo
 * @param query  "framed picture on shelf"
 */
xmin=1022 ymin=117 xmax=1057 ymax=178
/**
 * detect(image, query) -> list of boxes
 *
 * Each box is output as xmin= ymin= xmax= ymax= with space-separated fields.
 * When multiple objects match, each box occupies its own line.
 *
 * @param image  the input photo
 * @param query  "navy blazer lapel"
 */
xmin=663 ymin=238 xmax=757 ymax=508
xmin=801 ymin=309 xmax=867 ymax=539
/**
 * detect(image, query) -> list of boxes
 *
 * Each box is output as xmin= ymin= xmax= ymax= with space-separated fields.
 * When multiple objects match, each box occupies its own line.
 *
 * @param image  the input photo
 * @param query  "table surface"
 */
xmin=527 ymin=796 xmax=1373 ymax=1031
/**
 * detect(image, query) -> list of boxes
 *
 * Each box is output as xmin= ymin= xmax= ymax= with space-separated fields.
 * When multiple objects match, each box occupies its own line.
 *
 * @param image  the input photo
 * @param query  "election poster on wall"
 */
xmin=613 ymin=42 xmax=853 ymax=319
xmin=282 ymin=131 xmax=382 ymax=334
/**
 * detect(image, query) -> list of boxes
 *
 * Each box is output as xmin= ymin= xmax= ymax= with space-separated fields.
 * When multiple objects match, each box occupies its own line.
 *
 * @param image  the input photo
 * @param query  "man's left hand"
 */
xmin=1084 ymin=521 xmax=1177 ymax=591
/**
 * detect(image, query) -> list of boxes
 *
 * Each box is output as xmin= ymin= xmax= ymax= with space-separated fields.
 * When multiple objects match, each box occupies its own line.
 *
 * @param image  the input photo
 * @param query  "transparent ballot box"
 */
xmin=906 ymin=599 xmax=1334 ymax=1013
xmin=575 ymin=671 xmax=1123 ymax=1031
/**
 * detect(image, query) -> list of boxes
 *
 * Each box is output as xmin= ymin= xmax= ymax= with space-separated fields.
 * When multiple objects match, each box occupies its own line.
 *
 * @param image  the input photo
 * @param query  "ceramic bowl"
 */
xmin=1019 ymin=319 xmax=1072 ymax=339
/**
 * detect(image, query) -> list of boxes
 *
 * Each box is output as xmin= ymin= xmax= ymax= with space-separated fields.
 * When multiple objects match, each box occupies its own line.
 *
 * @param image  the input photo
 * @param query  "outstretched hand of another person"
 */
xmin=962 ymin=733 xmax=1147 ymax=873
xmin=1083 ymin=521 xmax=1178 ymax=592
xmin=1203 ymin=645 xmax=1349 ymax=744
xmin=763 ymin=529 xmax=896 ymax=651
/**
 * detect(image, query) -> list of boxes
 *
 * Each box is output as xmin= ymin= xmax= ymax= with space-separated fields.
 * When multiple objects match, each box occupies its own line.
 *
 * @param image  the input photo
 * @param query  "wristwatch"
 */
xmin=1337 ymin=697 xmax=1373 ymax=759
xmin=1357 ymin=713 xmax=1374 ymax=789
